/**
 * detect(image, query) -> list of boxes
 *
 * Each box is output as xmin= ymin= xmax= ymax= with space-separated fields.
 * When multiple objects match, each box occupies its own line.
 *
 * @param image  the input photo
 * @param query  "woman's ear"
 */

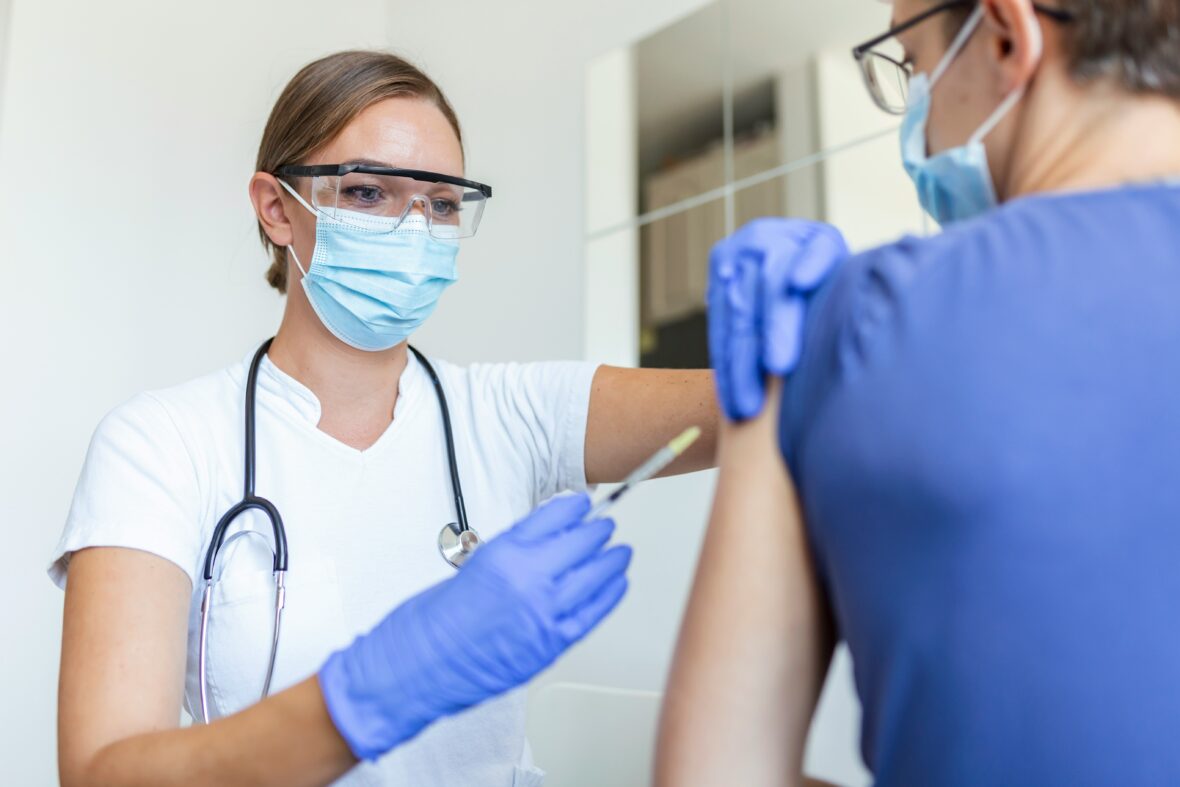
xmin=983 ymin=0 xmax=1045 ymax=94
xmin=249 ymin=172 xmax=295 ymax=249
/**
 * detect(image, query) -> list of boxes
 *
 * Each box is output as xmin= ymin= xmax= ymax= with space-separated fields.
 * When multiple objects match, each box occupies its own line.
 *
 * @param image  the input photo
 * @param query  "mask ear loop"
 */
xmin=277 ymin=177 xmax=318 ymax=216
xmin=967 ymin=4 xmax=1044 ymax=146
xmin=277 ymin=178 xmax=315 ymax=279
xmin=928 ymin=5 xmax=986 ymax=88
xmin=287 ymin=244 xmax=308 ymax=279
xmin=969 ymin=85 xmax=1025 ymax=145
xmin=925 ymin=3 xmax=1043 ymax=147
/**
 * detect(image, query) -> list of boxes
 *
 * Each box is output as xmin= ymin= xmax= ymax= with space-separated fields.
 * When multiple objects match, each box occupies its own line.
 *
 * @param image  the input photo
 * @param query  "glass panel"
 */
xmin=729 ymin=140 xmax=928 ymax=254
xmin=585 ymin=0 xmax=933 ymax=374
xmin=726 ymin=0 xmax=892 ymax=166
xmin=639 ymin=194 xmax=728 ymax=369
xmin=584 ymin=2 xmax=729 ymax=237
xmin=632 ymin=142 xmax=926 ymax=371
xmin=635 ymin=2 xmax=729 ymax=215
xmin=809 ymin=127 xmax=931 ymax=249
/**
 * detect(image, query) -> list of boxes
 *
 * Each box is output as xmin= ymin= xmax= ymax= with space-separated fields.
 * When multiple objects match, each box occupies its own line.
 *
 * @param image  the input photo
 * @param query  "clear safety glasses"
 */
xmin=275 ymin=164 xmax=493 ymax=240
xmin=851 ymin=0 xmax=1074 ymax=115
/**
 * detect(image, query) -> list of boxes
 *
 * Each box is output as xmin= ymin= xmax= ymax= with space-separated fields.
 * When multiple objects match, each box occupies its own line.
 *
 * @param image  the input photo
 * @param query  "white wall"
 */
xmin=0 ymin=1 xmax=387 ymax=781
xmin=584 ymin=47 xmax=640 ymax=368
xmin=0 ymin=0 xmax=10 ymax=127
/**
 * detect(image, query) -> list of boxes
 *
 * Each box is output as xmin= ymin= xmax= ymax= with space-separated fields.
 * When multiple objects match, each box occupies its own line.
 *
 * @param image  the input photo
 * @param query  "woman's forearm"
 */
xmin=655 ymin=382 xmax=834 ymax=786
xmin=79 ymin=678 xmax=355 ymax=787
xmin=585 ymin=366 xmax=719 ymax=484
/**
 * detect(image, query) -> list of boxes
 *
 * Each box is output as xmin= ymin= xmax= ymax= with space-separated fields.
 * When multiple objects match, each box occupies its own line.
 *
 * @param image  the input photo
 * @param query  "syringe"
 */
xmin=586 ymin=426 xmax=702 ymax=520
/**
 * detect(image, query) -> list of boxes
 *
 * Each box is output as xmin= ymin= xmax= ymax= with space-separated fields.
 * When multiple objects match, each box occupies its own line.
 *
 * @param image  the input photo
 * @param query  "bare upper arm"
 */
xmin=58 ymin=547 xmax=192 ymax=785
xmin=655 ymin=382 xmax=834 ymax=785
xmin=585 ymin=366 xmax=719 ymax=484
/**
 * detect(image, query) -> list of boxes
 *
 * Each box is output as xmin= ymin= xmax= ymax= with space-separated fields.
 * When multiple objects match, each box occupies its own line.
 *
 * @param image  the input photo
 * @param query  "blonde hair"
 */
xmin=255 ymin=50 xmax=463 ymax=293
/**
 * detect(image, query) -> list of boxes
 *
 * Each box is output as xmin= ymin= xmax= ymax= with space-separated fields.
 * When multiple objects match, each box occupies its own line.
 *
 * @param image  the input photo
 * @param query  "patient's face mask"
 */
xmin=280 ymin=179 xmax=458 ymax=352
xmin=900 ymin=6 xmax=1029 ymax=225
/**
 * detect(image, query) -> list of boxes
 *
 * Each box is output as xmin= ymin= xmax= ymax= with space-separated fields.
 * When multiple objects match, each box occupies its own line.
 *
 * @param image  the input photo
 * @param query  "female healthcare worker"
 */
xmin=51 ymin=51 xmax=718 ymax=787
xmin=658 ymin=0 xmax=1180 ymax=785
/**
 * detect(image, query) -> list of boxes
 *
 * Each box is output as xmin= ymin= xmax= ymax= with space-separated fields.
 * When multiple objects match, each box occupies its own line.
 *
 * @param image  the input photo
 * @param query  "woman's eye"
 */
xmin=431 ymin=198 xmax=460 ymax=217
xmin=343 ymin=185 xmax=384 ymax=204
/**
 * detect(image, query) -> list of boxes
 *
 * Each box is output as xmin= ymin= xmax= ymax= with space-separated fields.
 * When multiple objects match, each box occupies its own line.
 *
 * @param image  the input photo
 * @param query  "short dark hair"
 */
xmin=939 ymin=1 xmax=1180 ymax=99
xmin=1060 ymin=0 xmax=1180 ymax=98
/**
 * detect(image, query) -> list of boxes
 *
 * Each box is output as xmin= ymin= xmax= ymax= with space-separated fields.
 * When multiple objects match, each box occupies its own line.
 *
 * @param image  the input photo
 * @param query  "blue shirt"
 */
xmin=780 ymin=184 xmax=1180 ymax=786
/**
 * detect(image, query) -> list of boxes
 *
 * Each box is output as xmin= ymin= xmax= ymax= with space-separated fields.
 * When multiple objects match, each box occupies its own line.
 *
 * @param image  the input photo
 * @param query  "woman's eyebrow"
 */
xmin=343 ymin=157 xmax=398 ymax=168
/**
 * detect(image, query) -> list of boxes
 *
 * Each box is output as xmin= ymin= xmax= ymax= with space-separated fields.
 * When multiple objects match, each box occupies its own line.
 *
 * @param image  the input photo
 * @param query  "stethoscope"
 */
xmin=197 ymin=338 xmax=481 ymax=722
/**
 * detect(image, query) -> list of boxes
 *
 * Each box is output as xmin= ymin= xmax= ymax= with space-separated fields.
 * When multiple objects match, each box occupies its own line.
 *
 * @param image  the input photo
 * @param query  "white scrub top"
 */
xmin=49 ymin=347 xmax=598 ymax=787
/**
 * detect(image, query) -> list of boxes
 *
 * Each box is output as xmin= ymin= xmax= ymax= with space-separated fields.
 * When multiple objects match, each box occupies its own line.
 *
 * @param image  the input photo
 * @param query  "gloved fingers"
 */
xmin=708 ymin=234 xmax=739 ymax=284
xmin=556 ymin=574 xmax=629 ymax=644
xmin=725 ymin=250 xmax=766 ymax=421
xmin=554 ymin=544 xmax=633 ymax=613
xmin=789 ymin=223 xmax=849 ymax=291
xmin=763 ymin=223 xmax=847 ymax=375
xmin=532 ymin=517 xmax=617 ymax=576
xmin=706 ymin=235 xmax=738 ymax=375
xmin=510 ymin=493 xmax=591 ymax=543
xmin=754 ymin=223 xmax=807 ymax=303
xmin=727 ymin=328 xmax=765 ymax=420
xmin=757 ymin=228 xmax=805 ymax=376
xmin=762 ymin=295 xmax=806 ymax=376
xmin=709 ymin=235 xmax=767 ymax=422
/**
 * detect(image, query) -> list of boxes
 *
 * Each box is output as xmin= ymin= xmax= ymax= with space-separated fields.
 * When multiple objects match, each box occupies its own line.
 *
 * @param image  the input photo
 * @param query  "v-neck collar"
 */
xmin=238 ymin=345 xmax=429 ymax=459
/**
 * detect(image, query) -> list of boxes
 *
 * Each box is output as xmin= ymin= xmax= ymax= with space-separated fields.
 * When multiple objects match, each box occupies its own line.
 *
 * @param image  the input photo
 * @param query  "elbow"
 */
xmin=60 ymin=741 xmax=127 ymax=787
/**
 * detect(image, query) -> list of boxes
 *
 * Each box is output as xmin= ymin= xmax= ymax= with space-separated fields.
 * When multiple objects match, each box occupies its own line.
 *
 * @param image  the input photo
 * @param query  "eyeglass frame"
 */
xmin=274 ymin=164 xmax=493 ymax=200
xmin=851 ymin=0 xmax=1076 ymax=114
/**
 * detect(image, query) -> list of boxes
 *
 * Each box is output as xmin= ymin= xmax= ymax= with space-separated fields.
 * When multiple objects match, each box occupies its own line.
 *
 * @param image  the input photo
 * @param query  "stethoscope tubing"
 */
xmin=197 ymin=338 xmax=468 ymax=723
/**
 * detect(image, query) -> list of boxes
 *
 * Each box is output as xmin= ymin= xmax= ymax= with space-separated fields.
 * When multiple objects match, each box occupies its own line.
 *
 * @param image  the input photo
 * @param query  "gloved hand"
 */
xmin=707 ymin=218 xmax=849 ymax=422
xmin=318 ymin=493 xmax=631 ymax=761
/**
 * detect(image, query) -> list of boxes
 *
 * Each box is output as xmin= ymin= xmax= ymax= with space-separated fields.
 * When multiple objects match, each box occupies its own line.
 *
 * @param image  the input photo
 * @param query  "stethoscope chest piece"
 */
xmin=439 ymin=521 xmax=481 ymax=569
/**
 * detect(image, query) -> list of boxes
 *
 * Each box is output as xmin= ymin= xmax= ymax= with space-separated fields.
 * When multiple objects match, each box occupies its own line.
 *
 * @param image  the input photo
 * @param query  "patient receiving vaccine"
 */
xmin=656 ymin=1 xmax=1180 ymax=785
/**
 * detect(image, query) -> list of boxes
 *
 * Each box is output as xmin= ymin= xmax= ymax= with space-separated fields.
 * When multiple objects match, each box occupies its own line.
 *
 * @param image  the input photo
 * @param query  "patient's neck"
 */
xmin=1003 ymin=73 xmax=1180 ymax=200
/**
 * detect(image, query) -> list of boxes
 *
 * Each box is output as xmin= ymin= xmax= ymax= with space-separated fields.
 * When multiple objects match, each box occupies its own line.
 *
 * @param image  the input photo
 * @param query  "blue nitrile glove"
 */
xmin=317 ymin=493 xmax=632 ymax=761
xmin=707 ymin=218 xmax=849 ymax=421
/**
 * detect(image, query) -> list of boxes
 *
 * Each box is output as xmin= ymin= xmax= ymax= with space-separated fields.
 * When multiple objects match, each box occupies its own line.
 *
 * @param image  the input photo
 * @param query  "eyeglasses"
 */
xmin=275 ymin=164 xmax=494 ymax=240
xmin=851 ymin=0 xmax=1075 ymax=115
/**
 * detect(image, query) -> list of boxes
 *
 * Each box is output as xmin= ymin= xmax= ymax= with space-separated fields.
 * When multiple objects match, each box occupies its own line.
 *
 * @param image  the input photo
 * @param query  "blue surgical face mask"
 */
xmin=900 ymin=6 xmax=1028 ymax=225
xmin=279 ymin=180 xmax=459 ymax=352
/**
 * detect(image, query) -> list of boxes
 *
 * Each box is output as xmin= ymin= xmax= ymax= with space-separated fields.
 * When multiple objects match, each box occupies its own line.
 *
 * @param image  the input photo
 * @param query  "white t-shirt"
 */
xmin=49 ymin=347 xmax=598 ymax=787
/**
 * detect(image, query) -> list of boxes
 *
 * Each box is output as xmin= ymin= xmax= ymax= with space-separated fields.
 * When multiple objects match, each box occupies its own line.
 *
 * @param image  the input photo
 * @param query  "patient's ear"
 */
xmin=982 ymin=0 xmax=1044 ymax=94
